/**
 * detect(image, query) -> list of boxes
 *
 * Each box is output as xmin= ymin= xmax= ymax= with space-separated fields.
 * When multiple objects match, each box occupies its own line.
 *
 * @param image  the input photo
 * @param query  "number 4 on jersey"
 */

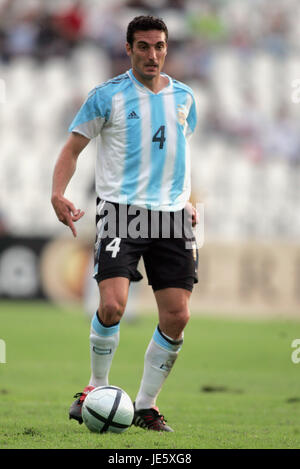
xmin=106 ymin=237 xmax=121 ymax=258
xmin=152 ymin=125 xmax=166 ymax=149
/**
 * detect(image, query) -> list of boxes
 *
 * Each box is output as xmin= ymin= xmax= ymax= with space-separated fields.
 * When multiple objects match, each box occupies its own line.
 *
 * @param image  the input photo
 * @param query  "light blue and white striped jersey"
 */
xmin=69 ymin=69 xmax=197 ymax=211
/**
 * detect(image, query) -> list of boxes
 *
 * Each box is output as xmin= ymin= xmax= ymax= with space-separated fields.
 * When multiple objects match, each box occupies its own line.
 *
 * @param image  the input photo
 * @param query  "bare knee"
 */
xmin=159 ymin=306 xmax=190 ymax=340
xmin=98 ymin=300 xmax=125 ymax=325
xmin=172 ymin=307 xmax=190 ymax=331
xmin=97 ymin=277 xmax=129 ymax=326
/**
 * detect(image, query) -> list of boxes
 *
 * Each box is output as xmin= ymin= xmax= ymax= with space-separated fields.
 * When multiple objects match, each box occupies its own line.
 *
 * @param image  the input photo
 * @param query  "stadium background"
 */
xmin=0 ymin=0 xmax=300 ymax=319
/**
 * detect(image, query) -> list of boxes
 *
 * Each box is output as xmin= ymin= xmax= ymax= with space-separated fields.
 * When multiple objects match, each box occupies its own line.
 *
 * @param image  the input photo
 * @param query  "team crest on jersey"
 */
xmin=177 ymin=104 xmax=187 ymax=126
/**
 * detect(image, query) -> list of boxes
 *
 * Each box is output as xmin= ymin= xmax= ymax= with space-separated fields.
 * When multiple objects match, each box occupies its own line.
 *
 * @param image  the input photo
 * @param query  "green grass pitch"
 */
xmin=0 ymin=301 xmax=300 ymax=449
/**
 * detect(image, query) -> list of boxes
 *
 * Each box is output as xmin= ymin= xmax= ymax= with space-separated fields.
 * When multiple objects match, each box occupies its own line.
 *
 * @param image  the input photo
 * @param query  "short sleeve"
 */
xmin=68 ymin=88 xmax=110 ymax=139
xmin=186 ymin=93 xmax=197 ymax=137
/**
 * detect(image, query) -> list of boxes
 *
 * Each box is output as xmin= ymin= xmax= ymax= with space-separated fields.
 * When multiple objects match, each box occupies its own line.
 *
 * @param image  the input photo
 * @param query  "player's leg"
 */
xmin=133 ymin=210 xmax=197 ymax=431
xmin=155 ymin=287 xmax=191 ymax=340
xmin=69 ymin=199 xmax=145 ymax=423
xmin=69 ymin=276 xmax=130 ymax=423
xmin=87 ymin=199 xmax=144 ymax=387
xmin=88 ymin=276 xmax=129 ymax=388
xmin=133 ymin=288 xmax=190 ymax=431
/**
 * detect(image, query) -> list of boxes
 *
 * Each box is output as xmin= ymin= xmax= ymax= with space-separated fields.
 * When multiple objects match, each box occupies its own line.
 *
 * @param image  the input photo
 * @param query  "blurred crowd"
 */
xmin=0 ymin=0 xmax=300 ymax=239
xmin=0 ymin=0 xmax=298 ymax=65
xmin=1 ymin=0 xmax=300 ymax=167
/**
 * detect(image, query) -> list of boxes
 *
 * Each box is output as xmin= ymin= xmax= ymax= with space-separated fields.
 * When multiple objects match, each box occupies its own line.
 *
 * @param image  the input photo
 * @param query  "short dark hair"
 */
xmin=126 ymin=15 xmax=168 ymax=47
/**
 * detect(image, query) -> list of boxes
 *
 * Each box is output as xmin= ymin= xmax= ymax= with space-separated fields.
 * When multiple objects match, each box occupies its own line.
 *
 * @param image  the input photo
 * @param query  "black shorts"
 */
xmin=93 ymin=198 xmax=198 ymax=292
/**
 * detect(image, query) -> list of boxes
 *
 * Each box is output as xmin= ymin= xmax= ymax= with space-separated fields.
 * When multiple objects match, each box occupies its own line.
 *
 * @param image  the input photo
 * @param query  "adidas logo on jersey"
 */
xmin=128 ymin=110 xmax=140 ymax=119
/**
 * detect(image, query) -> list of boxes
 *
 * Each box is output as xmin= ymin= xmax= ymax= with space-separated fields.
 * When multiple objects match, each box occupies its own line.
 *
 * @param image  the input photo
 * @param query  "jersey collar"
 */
xmin=127 ymin=69 xmax=172 ymax=95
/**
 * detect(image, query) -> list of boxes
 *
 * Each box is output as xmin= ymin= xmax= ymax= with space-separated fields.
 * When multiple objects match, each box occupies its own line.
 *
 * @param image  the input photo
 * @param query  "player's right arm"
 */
xmin=51 ymin=132 xmax=90 ymax=237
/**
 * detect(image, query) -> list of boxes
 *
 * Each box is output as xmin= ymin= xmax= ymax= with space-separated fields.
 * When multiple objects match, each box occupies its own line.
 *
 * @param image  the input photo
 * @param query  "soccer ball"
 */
xmin=82 ymin=385 xmax=134 ymax=433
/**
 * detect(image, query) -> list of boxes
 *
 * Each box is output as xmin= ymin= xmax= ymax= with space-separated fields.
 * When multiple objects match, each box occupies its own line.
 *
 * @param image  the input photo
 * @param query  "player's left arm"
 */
xmin=185 ymin=201 xmax=199 ymax=227
xmin=186 ymin=91 xmax=199 ymax=227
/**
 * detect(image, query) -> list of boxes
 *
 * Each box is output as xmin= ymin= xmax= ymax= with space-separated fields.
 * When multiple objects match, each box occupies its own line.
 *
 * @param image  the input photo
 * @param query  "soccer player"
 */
xmin=51 ymin=15 xmax=198 ymax=432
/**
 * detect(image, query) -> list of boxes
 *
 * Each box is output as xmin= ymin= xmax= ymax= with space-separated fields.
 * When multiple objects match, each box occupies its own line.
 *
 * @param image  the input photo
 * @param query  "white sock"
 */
xmin=135 ymin=326 xmax=183 ymax=410
xmin=88 ymin=312 xmax=120 ymax=388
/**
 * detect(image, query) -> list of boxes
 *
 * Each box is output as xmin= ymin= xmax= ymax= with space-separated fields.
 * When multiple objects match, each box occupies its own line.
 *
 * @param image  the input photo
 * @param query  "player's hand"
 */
xmin=51 ymin=194 xmax=85 ymax=237
xmin=185 ymin=201 xmax=199 ymax=228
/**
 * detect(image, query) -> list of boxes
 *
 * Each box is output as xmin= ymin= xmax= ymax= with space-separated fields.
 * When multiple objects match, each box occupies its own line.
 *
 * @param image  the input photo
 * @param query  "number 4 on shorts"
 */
xmin=106 ymin=237 xmax=121 ymax=258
